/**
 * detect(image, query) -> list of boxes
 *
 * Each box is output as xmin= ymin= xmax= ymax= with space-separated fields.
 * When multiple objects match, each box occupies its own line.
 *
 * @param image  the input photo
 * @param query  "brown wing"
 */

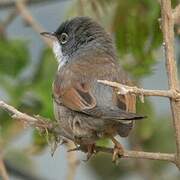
xmin=58 ymin=82 xmax=96 ymax=111
xmin=52 ymin=55 xmax=116 ymax=111
xmin=53 ymin=80 xmax=143 ymax=121
xmin=114 ymin=67 xmax=137 ymax=136
xmin=53 ymin=54 xmax=142 ymax=121
xmin=115 ymin=66 xmax=137 ymax=113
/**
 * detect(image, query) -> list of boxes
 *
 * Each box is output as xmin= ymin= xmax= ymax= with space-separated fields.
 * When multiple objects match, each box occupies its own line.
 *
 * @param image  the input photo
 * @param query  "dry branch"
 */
xmin=91 ymin=146 xmax=175 ymax=163
xmin=2 ymin=9 xmax=18 ymax=28
xmin=0 ymin=0 xmax=62 ymax=9
xmin=161 ymin=0 xmax=180 ymax=169
xmin=173 ymin=4 xmax=180 ymax=25
xmin=0 ymin=101 xmax=177 ymax=166
xmin=66 ymin=142 xmax=80 ymax=180
xmin=0 ymin=157 xmax=9 ymax=180
xmin=0 ymin=101 xmax=53 ymax=131
xmin=16 ymin=0 xmax=52 ymax=47
xmin=98 ymin=80 xmax=180 ymax=100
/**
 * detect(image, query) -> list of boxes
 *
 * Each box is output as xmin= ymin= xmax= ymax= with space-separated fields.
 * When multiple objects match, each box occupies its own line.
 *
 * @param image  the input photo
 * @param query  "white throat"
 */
xmin=53 ymin=41 xmax=68 ymax=69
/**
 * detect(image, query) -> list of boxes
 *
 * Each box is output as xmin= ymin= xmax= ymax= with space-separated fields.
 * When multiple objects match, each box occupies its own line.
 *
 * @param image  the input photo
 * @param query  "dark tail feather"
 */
xmin=114 ymin=110 xmax=145 ymax=120
xmin=117 ymin=121 xmax=134 ymax=137
xmin=83 ymin=106 xmax=146 ymax=121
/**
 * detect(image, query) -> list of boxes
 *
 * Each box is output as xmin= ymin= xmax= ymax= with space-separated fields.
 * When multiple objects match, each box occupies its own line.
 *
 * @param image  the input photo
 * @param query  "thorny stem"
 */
xmin=161 ymin=0 xmax=180 ymax=170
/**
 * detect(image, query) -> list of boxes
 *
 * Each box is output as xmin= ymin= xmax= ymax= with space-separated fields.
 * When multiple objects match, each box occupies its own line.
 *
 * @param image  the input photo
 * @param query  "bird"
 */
xmin=41 ymin=16 xmax=144 ymax=161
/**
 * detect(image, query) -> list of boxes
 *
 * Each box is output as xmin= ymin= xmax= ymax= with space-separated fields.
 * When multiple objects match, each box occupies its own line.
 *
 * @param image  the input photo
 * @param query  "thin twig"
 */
xmin=66 ymin=142 xmax=79 ymax=180
xmin=160 ymin=0 xmax=180 ymax=170
xmin=0 ymin=101 xmax=79 ymax=180
xmin=4 ymin=160 xmax=47 ymax=180
xmin=76 ymin=145 xmax=175 ymax=163
xmin=98 ymin=80 xmax=180 ymax=100
xmin=97 ymin=147 xmax=175 ymax=162
xmin=16 ymin=0 xmax=52 ymax=47
xmin=0 ymin=156 xmax=9 ymax=180
xmin=0 ymin=101 xmax=53 ymax=130
xmin=0 ymin=0 xmax=62 ymax=9
xmin=77 ymin=0 xmax=84 ymax=16
xmin=0 ymin=101 xmax=176 ymax=165
xmin=2 ymin=9 xmax=18 ymax=28
xmin=90 ymin=0 xmax=101 ymax=20
xmin=173 ymin=4 xmax=180 ymax=25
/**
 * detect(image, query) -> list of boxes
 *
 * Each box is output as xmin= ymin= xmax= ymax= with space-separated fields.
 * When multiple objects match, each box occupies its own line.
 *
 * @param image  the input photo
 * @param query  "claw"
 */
xmin=67 ymin=146 xmax=81 ymax=152
xmin=111 ymin=137 xmax=124 ymax=162
xmin=68 ymin=144 xmax=96 ymax=161
xmin=112 ymin=144 xmax=124 ymax=162
xmin=85 ymin=144 xmax=96 ymax=161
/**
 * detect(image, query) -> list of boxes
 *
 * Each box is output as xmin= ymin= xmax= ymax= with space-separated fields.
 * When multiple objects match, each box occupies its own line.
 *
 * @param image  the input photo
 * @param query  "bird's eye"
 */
xmin=60 ymin=33 xmax=68 ymax=44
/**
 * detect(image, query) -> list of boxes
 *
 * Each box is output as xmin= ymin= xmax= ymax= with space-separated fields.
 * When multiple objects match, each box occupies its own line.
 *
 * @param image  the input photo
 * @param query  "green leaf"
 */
xmin=113 ymin=0 xmax=162 ymax=79
xmin=32 ymin=48 xmax=57 ymax=118
xmin=5 ymin=149 xmax=36 ymax=175
xmin=0 ymin=39 xmax=29 ymax=76
xmin=96 ymin=138 xmax=110 ymax=147
xmin=136 ymin=99 xmax=156 ymax=141
xmin=31 ymin=129 xmax=48 ymax=153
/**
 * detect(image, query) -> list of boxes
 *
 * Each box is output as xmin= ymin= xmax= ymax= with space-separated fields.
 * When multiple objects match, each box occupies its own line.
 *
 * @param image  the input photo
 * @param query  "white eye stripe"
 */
xmin=53 ymin=41 xmax=62 ymax=62
xmin=53 ymin=41 xmax=68 ymax=69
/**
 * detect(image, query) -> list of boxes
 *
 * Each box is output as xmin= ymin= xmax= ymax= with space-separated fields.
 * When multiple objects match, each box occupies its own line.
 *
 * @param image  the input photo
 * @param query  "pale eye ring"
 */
xmin=60 ymin=33 xmax=68 ymax=44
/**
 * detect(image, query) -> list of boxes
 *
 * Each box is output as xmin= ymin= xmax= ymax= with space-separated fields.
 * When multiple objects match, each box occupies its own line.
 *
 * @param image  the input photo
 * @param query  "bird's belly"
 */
xmin=53 ymin=101 xmax=99 ymax=144
xmin=53 ymin=101 xmax=118 ymax=145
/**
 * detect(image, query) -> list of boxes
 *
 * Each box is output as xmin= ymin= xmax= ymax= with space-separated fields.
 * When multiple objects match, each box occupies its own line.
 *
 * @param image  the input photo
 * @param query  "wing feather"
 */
xmin=53 ymin=55 xmax=143 ymax=122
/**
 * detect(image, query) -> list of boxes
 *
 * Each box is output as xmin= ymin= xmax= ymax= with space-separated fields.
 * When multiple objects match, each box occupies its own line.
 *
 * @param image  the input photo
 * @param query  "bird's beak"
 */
xmin=40 ymin=32 xmax=57 ymax=40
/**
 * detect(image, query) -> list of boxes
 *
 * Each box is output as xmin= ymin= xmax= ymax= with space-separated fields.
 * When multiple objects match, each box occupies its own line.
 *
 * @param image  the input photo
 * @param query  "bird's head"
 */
xmin=41 ymin=17 xmax=115 ymax=68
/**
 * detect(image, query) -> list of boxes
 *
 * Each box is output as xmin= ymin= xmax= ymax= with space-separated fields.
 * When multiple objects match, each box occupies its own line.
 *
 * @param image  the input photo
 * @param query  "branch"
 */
xmin=77 ymin=0 xmax=84 ymax=16
xmin=66 ymin=142 xmax=79 ymax=180
xmin=97 ymin=147 xmax=175 ymax=163
xmin=0 ymin=101 xmax=176 ymax=166
xmin=161 ymin=0 xmax=180 ymax=169
xmin=98 ymin=80 xmax=180 ymax=100
xmin=173 ymin=4 xmax=180 ymax=25
xmin=1 ymin=9 xmax=18 ymax=28
xmin=0 ymin=0 xmax=63 ymax=9
xmin=0 ymin=100 xmax=79 ymax=179
xmin=0 ymin=101 xmax=53 ymax=131
xmin=4 ymin=160 xmax=46 ymax=180
xmin=0 ymin=156 xmax=9 ymax=180
xmin=16 ymin=0 xmax=52 ymax=47
xmin=76 ymin=145 xmax=175 ymax=163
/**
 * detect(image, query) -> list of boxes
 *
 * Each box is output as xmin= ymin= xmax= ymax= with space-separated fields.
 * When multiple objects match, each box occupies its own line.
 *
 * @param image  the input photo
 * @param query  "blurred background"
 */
xmin=0 ymin=0 xmax=180 ymax=180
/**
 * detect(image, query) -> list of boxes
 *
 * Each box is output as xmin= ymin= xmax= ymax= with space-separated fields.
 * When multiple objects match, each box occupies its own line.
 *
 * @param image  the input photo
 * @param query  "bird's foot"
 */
xmin=68 ymin=144 xmax=96 ymax=161
xmin=85 ymin=144 xmax=96 ymax=161
xmin=111 ymin=137 xmax=124 ymax=162
xmin=67 ymin=146 xmax=81 ymax=152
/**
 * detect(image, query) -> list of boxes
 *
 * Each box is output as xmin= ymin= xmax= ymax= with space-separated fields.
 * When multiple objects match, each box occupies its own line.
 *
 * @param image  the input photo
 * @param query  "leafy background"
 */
xmin=0 ymin=0 xmax=180 ymax=179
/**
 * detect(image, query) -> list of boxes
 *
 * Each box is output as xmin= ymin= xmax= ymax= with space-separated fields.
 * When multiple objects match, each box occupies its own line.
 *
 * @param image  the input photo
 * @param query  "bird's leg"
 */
xmin=67 ymin=143 xmax=96 ymax=161
xmin=111 ymin=137 xmax=124 ymax=162
xmin=86 ymin=144 xmax=96 ymax=161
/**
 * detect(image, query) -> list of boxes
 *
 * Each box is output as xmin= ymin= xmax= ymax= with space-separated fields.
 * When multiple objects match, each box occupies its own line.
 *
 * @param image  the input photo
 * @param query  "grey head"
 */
xmin=41 ymin=17 xmax=116 ymax=68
